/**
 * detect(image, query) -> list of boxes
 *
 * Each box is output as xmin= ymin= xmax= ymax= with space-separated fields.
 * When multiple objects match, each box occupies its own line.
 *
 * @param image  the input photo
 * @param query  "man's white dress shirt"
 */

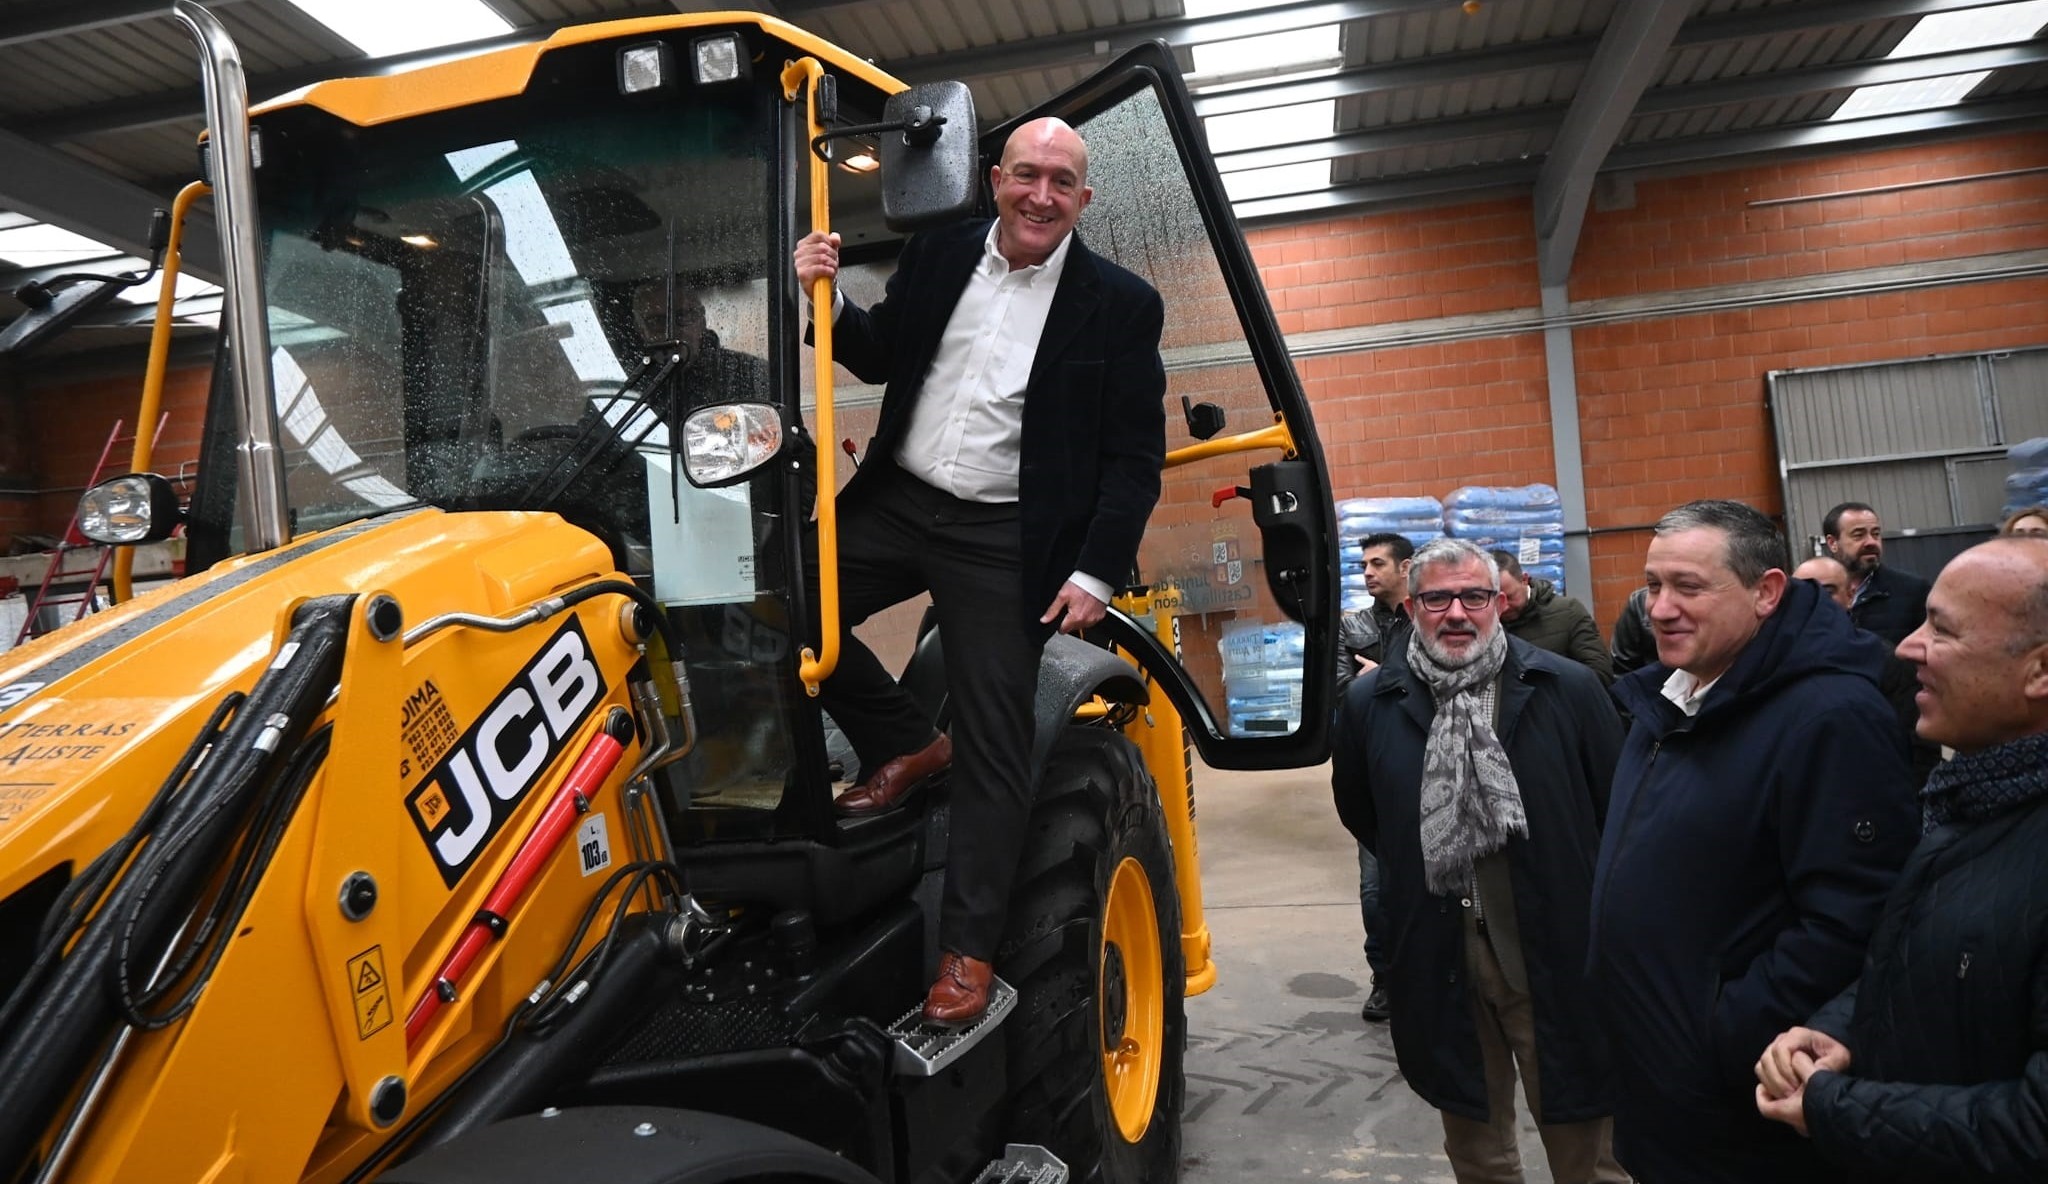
xmin=827 ymin=225 xmax=1111 ymax=605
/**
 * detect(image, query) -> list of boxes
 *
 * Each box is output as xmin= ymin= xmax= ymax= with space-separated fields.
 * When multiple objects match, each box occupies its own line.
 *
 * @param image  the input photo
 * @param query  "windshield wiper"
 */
xmin=515 ymin=349 xmax=683 ymax=512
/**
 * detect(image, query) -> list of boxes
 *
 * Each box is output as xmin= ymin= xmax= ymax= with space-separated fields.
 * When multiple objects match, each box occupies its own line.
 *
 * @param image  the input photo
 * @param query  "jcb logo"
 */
xmin=406 ymin=618 xmax=607 ymax=886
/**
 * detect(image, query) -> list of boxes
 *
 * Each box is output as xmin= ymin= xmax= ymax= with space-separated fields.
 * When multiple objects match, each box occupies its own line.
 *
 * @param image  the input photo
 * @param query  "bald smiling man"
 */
xmin=793 ymin=118 xmax=1167 ymax=1023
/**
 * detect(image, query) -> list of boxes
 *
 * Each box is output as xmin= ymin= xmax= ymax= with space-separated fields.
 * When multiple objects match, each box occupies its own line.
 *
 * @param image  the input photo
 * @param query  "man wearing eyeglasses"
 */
xmin=1587 ymin=500 xmax=1915 ymax=1184
xmin=793 ymin=118 xmax=1167 ymax=1024
xmin=1332 ymin=538 xmax=1627 ymax=1184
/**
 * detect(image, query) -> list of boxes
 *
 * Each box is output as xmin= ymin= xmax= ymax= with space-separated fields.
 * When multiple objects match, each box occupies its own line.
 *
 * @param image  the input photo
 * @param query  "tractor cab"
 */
xmin=183 ymin=17 xmax=1337 ymax=857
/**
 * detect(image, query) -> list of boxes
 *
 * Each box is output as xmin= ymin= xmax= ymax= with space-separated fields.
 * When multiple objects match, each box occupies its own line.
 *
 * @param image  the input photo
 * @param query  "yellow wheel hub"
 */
xmin=1100 ymin=855 xmax=1164 ymax=1143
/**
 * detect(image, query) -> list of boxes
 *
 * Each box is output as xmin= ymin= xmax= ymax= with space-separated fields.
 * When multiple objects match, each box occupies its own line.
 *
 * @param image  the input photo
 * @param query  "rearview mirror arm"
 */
xmin=809 ymin=107 xmax=947 ymax=163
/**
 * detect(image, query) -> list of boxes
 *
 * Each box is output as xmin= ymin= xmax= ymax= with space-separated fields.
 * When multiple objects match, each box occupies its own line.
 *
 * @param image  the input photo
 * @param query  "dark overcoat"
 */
xmin=1590 ymin=578 xmax=1917 ymax=1183
xmin=1848 ymin=562 xmax=1931 ymax=646
xmin=1332 ymin=635 xmax=1623 ymax=1124
xmin=826 ymin=219 xmax=1167 ymax=615
xmin=1503 ymin=578 xmax=1613 ymax=684
xmin=1803 ymin=792 xmax=2048 ymax=1182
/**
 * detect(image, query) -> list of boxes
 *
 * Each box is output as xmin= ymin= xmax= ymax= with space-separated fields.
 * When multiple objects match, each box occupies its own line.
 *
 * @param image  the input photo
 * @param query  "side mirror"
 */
xmin=77 ymin=473 xmax=183 ymax=544
xmin=879 ymin=82 xmax=978 ymax=232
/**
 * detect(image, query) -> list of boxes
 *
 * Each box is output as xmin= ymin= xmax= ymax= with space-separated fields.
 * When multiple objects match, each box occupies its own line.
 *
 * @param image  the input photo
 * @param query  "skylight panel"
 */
xmin=114 ymin=272 xmax=222 ymax=306
xmin=283 ymin=0 xmax=513 ymax=58
xmin=447 ymin=140 xmax=519 ymax=183
xmin=1206 ymin=100 xmax=1335 ymax=155
xmin=0 ymin=223 xmax=117 ymax=268
xmin=1833 ymin=0 xmax=2048 ymax=120
xmin=1183 ymin=0 xmax=1302 ymax=15
xmin=1191 ymin=25 xmax=1341 ymax=79
xmin=1221 ymin=160 xmax=1331 ymax=203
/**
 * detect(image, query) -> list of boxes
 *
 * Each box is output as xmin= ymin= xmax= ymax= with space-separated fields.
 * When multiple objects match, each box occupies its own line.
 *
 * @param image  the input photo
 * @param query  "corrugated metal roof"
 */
xmin=0 ymin=0 xmax=2040 ymax=310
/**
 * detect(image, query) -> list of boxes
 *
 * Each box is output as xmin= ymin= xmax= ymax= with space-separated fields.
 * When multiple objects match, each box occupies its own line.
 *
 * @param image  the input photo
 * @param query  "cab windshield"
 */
xmin=248 ymin=85 xmax=777 ymax=578
xmin=219 ymin=74 xmax=836 ymax=833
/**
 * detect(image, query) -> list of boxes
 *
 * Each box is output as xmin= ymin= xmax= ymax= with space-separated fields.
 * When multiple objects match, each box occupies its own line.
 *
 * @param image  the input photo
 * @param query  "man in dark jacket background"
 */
xmin=1824 ymin=501 xmax=1930 ymax=645
xmin=1588 ymin=499 xmax=1916 ymax=1183
xmin=1491 ymin=550 xmax=1614 ymax=685
xmin=1756 ymin=534 xmax=2048 ymax=1181
xmin=1335 ymin=539 xmax=1627 ymax=1183
xmin=1337 ymin=531 xmax=1414 ymax=690
xmin=1337 ymin=530 xmax=1413 ymax=1022
xmin=1609 ymin=586 xmax=1653 ymax=678
xmin=1794 ymin=554 xmax=1940 ymax=786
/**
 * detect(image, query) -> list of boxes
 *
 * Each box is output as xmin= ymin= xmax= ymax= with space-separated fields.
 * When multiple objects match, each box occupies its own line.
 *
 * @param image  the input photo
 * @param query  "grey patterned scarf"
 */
xmin=1405 ymin=625 xmax=1526 ymax=896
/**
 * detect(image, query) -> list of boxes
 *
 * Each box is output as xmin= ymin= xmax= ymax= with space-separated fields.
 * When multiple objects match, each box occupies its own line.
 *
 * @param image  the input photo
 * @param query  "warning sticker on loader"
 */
xmin=348 ymin=945 xmax=393 ymax=1040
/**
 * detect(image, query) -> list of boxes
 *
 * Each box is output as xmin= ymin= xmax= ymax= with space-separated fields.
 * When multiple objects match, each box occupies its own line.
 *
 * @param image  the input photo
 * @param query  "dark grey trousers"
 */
xmin=813 ymin=465 xmax=1046 ymax=960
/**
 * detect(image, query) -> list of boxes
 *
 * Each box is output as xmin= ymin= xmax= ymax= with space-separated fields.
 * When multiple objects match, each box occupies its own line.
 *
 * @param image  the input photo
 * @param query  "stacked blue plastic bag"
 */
xmin=1337 ymin=495 xmax=1443 ymax=612
xmin=2006 ymin=438 xmax=2048 ymax=515
xmin=1444 ymin=484 xmax=1566 ymax=592
xmin=1219 ymin=619 xmax=1306 ymax=738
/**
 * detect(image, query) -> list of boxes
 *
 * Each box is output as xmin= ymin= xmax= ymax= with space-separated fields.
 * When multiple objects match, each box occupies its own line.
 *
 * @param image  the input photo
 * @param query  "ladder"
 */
xmin=12 ymin=415 xmax=168 ymax=647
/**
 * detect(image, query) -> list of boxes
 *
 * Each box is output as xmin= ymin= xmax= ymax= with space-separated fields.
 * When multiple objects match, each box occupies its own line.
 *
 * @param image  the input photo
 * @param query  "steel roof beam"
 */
xmin=1636 ymin=38 xmax=2048 ymax=117
xmin=1235 ymin=161 xmax=1539 ymax=221
xmin=857 ymin=0 xmax=1455 ymax=82
xmin=1233 ymin=92 xmax=2048 ymax=221
xmin=0 ymin=0 xmax=248 ymax=51
xmin=1212 ymin=104 xmax=1558 ymax=173
xmin=1533 ymin=0 xmax=1692 ymax=286
xmin=1194 ymin=37 xmax=1595 ymax=118
xmin=1669 ymin=0 xmax=2007 ymax=48
xmin=1609 ymin=91 xmax=2048 ymax=171
xmin=0 ymin=128 xmax=219 ymax=281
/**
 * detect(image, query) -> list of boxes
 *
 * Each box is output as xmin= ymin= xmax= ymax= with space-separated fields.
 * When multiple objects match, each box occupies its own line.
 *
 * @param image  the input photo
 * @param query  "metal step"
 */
xmin=886 ymin=975 xmax=1017 ymax=1077
xmin=972 ymin=1143 xmax=1068 ymax=1184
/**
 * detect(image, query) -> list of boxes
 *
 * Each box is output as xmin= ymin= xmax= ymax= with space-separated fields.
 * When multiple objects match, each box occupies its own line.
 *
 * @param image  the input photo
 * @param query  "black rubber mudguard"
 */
xmin=1030 ymin=634 xmax=1147 ymax=773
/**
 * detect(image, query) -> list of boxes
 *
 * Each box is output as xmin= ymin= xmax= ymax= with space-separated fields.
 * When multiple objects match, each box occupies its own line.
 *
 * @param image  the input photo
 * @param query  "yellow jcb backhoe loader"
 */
xmin=0 ymin=5 xmax=1338 ymax=1181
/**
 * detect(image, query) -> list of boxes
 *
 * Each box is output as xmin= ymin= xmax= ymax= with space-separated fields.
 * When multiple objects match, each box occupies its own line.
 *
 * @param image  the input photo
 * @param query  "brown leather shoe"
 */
xmin=834 ymin=734 xmax=952 ymax=816
xmin=922 ymin=951 xmax=993 ymax=1025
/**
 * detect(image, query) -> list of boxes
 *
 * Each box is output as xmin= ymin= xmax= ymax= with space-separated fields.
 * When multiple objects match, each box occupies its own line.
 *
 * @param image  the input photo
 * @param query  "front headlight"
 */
xmin=77 ymin=473 xmax=182 ymax=544
xmin=682 ymin=403 xmax=784 ymax=486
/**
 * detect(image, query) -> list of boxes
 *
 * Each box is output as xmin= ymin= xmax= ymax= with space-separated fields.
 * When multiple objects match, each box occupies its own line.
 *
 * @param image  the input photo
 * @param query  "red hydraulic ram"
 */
xmin=406 ymin=706 xmax=636 ymax=1046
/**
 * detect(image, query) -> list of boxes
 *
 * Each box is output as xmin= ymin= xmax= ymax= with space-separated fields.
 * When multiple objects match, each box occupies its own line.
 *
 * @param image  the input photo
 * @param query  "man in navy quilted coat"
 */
xmin=1755 ymin=534 xmax=2048 ymax=1182
xmin=1589 ymin=500 xmax=1917 ymax=1183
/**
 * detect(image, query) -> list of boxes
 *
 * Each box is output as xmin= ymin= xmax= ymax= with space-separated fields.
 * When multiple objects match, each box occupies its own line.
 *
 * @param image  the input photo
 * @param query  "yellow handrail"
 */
xmin=1164 ymin=416 xmax=1295 ymax=470
xmin=112 ymin=180 xmax=210 ymax=604
xmin=784 ymin=57 xmax=839 ymax=697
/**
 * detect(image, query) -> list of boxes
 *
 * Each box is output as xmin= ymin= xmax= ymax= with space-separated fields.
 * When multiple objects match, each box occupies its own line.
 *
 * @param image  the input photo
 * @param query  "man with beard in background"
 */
xmin=1823 ymin=502 xmax=1930 ymax=646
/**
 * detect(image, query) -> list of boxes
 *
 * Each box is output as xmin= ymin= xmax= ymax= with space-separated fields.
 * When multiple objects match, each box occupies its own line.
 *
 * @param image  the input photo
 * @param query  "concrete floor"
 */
xmin=1177 ymin=759 xmax=1555 ymax=1184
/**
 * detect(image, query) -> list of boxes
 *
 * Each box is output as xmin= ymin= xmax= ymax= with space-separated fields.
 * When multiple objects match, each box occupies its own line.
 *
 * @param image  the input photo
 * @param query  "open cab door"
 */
xmin=987 ymin=42 xmax=1338 ymax=770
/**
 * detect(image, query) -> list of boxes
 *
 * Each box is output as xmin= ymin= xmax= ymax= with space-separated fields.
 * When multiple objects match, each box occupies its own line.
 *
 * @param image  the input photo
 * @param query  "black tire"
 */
xmin=997 ymin=725 xmax=1186 ymax=1184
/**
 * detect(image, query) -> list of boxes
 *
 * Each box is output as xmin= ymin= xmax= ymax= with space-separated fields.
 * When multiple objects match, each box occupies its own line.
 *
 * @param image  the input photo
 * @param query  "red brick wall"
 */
xmin=12 ymin=364 xmax=210 ymax=545
xmin=1254 ymin=197 xmax=1541 ymax=335
xmin=1255 ymin=129 xmax=2048 ymax=626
